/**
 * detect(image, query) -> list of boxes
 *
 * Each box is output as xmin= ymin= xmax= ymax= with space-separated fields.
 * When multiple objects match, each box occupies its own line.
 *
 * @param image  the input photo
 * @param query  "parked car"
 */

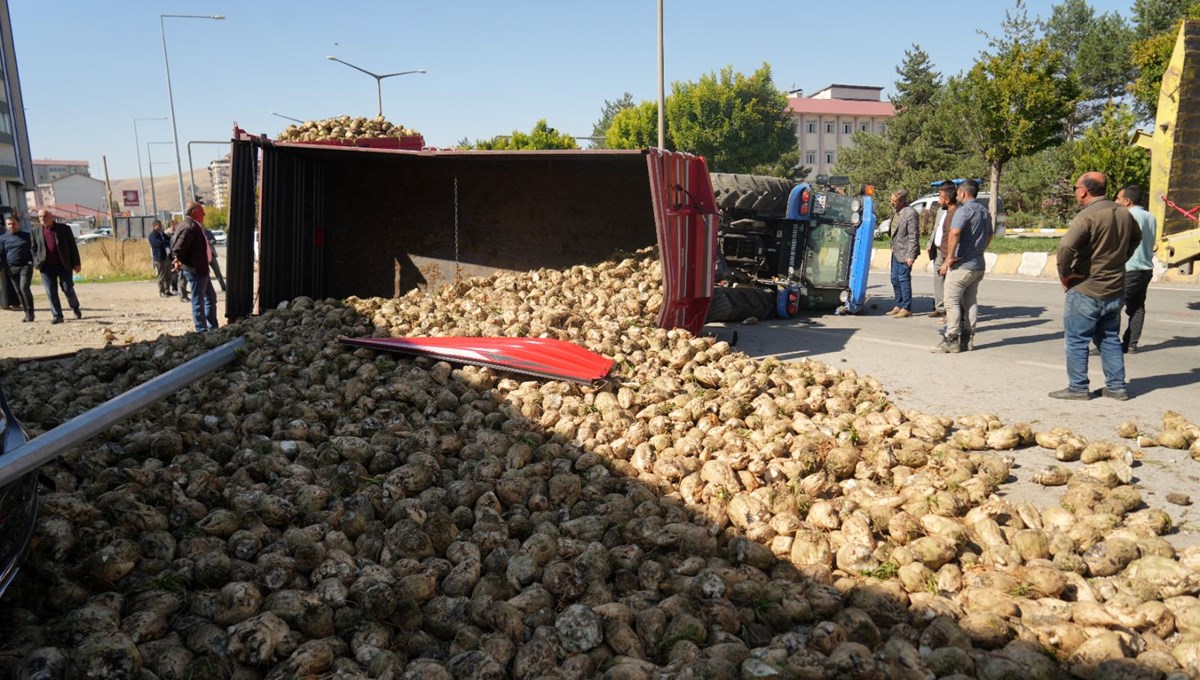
xmin=876 ymin=190 xmax=1006 ymax=240
xmin=210 ymin=229 xmax=227 ymax=245
xmin=76 ymin=228 xmax=112 ymax=245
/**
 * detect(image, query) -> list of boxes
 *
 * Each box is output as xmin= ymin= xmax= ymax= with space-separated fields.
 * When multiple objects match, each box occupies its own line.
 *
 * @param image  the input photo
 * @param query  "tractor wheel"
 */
xmin=706 ymin=286 xmax=776 ymax=322
xmin=710 ymin=173 xmax=793 ymax=215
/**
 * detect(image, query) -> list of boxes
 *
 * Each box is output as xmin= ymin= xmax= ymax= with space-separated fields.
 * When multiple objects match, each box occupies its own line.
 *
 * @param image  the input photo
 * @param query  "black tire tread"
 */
xmin=706 ymin=286 xmax=775 ymax=322
xmin=710 ymin=173 xmax=793 ymax=215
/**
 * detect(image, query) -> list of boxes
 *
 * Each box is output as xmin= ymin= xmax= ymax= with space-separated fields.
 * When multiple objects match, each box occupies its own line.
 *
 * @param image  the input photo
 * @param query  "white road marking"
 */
xmin=1162 ymin=319 xmax=1200 ymax=327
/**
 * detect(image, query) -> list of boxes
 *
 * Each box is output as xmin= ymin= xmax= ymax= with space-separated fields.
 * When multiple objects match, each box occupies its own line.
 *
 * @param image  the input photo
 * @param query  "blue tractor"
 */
xmin=706 ymin=173 xmax=876 ymax=322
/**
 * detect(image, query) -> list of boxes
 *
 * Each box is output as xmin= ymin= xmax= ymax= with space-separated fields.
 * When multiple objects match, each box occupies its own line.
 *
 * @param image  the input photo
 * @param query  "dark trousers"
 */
xmin=210 ymin=255 xmax=226 ymax=291
xmin=1122 ymin=269 xmax=1152 ymax=349
xmin=7 ymin=264 xmax=34 ymax=319
xmin=39 ymin=263 xmax=80 ymax=320
xmin=154 ymin=259 xmax=172 ymax=294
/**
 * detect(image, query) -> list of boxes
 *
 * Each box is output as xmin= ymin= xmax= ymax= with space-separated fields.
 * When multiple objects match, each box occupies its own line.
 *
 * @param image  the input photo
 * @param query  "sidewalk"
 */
xmin=869 ymin=248 xmax=1200 ymax=284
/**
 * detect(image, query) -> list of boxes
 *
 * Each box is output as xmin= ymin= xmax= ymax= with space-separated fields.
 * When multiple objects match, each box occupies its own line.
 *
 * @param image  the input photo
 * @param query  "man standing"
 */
xmin=204 ymin=226 xmax=227 ymax=292
xmin=1116 ymin=185 xmax=1156 ymax=354
xmin=934 ymin=179 xmax=992 ymax=353
xmin=887 ymin=190 xmax=919 ymax=318
xmin=1051 ymin=172 xmax=1141 ymax=401
xmin=148 ymin=219 xmax=173 ymax=298
xmin=30 ymin=210 xmax=82 ymax=324
xmin=0 ymin=215 xmax=35 ymax=321
xmin=171 ymin=201 xmax=219 ymax=332
xmin=927 ymin=181 xmax=959 ymax=318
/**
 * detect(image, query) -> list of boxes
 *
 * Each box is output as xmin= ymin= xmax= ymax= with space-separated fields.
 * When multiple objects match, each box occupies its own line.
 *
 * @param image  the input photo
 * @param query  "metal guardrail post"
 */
xmin=0 ymin=337 xmax=245 ymax=488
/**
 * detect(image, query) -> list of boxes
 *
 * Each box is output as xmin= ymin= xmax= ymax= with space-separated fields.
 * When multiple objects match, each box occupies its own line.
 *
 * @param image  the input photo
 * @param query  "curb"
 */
xmin=870 ymin=249 xmax=1199 ymax=285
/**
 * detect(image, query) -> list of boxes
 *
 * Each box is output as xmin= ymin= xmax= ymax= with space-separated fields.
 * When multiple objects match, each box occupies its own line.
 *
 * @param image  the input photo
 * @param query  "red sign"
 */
xmin=122 ymin=190 xmax=139 ymax=207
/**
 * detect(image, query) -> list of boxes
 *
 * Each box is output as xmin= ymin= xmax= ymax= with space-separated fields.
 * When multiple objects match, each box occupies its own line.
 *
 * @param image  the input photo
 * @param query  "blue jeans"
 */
xmin=182 ymin=270 xmax=219 ymax=332
xmin=39 ymin=263 xmax=80 ymax=320
xmin=1064 ymin=288 xmax=1125 ymax=392
xmin=890 ymin=257 xmax=913 ymax=310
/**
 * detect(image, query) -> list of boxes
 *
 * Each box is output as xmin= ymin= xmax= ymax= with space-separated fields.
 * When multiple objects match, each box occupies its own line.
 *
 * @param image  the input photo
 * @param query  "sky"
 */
xmin=10 ymin=0 xmax=1137 ymax=183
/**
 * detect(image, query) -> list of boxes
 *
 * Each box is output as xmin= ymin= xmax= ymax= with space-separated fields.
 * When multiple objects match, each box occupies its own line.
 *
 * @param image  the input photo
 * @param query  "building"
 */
xmin=0 ymin=0 xmax=33 ymax=220
xmin=787 ymin=84 xmax=895 ymax=180
xmin=32 ymin=158 xmax=90 ymax=185
xmin=31 ymin=173 xmax=105 ymax=213
xmin=208 ymin=154 xmax=231 ymax=208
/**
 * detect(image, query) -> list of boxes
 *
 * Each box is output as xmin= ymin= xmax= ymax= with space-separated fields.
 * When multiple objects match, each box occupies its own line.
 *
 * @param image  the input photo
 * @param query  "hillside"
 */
xmin=108 ymin=171 xmax=215 ymax=214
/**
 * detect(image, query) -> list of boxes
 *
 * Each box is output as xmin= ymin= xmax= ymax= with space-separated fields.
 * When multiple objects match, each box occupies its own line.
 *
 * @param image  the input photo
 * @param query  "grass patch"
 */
xmin=988 ymin=237 xmax=1060 ymax=254
xmin=34 ymin=239 xmax=158 ymax=284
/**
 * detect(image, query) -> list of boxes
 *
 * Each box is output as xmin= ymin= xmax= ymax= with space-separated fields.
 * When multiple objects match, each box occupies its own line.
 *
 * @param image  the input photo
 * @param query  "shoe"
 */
xmin=51 ymin=317 xmax=63 ymax=325
xmin=169 ymin=289 xmax=178 ymax=296
xmin=21 ymin=317 xmax=29 ymax=323
xmin=932 ymin=339 xmax=961 ymax=354
xmin=160 ymin=292 xmax=171 ymax=298
xmin=928 ymin=310 xmax=946 ymax=318
xmin=885 ymin=307 xmax=899 ymax=316
xmin=1102 ymin=388 xmax=1129 ymax=401
xmin=893 ymin=309 xmax=912 ymax=318
xmin=1127 ymin=344 xmax=1138 ymax=355
xmin=1048 ymin=388 xmax=1091 ymax=400
xmin=181 ymin=295 xmax=190 ymax=302
xmin=961 ymin=335 xmax=975 ymax=351
xmin=73 ymin=309 xmax=82 ymax=320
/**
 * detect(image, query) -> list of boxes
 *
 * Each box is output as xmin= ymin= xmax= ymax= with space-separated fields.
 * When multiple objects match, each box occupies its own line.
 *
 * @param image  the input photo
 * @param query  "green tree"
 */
xmin=1133 ymin=0 xmax=1196 ymax=37
xmin=1129 ymin=3 xmax=1200 ymax=116
xmin=1071 ymin=102 xmax=1151 ymax=196
xmin=590 ymin=92 xmax=634 ymax=149
xmin=605 ymin=101 xmax=666 ymax=150
xmin=470 ymin=120 xmax=579 ymax=150
xmin=666 ymin=63 xmax=794 ymax=174
xmin=1045 ymin=0 xmax=1135 ymax=134
xmin=950 ymin=1 xmax=1078 ymax=229
xmin=203 ymin=204 xmax=229 ymax=230
xmin=1002 ymin=144 xmax=1077 ymax=228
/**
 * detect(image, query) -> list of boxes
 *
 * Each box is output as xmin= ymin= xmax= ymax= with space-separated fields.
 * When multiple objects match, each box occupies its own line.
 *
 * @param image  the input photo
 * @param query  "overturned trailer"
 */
xmin=225 ymin=129 xmax=720 ymax=335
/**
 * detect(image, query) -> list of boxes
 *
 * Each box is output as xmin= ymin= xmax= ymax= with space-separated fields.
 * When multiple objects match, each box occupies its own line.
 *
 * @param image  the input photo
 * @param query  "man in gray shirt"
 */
xmin=887 ymin=190 xmax=920 ymax=318
xmin=933 ymin=179 xmax=992 ymax=353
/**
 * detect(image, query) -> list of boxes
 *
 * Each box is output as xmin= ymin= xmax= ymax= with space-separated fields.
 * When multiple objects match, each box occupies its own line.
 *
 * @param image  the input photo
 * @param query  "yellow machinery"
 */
xmin=1137 ymin=19 xmax=1200 ymax=268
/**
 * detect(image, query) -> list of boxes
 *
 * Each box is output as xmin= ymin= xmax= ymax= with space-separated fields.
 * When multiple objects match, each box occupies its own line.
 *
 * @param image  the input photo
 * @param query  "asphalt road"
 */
xmin=708 ymin=272 xmax=1200 ymax=545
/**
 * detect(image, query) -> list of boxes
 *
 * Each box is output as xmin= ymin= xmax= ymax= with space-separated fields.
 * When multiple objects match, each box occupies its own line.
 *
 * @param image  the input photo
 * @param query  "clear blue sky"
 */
xmin=11 ymin=0 xmax=1134 ymax=182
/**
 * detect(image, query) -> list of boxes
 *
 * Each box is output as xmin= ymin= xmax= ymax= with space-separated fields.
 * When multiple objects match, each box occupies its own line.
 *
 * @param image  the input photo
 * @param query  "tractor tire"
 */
xmin=710 ymin=173 xmax=793 ymax=215
xmin=706 ymin=286 xmax=776 ymax=322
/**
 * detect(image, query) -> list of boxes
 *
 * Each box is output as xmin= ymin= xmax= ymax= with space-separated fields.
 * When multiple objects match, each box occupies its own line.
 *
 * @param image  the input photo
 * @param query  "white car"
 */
xmin=877 ymin=192 xmax=1005 ymax=240
xmin=210 ymin=229 xmax=227 ymax=245
xmin=76 ymin=229 xmax=112 ymax=245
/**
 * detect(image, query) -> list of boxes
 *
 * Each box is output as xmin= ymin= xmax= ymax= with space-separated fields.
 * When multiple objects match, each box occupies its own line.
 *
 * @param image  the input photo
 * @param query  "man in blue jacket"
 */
xmin=0 ymin=214 xmax=35 ymax=321
xmin=148 ymin=219 xmax=173 ymax=297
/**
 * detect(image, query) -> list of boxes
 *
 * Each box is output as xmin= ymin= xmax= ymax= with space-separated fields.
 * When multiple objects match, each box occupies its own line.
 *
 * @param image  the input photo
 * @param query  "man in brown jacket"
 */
xmin=1051 ymin=172 xmax=1142 ymax=401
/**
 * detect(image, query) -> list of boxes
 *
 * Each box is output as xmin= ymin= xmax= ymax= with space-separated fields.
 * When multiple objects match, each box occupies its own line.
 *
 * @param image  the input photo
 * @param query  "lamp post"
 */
xmin=326 ymin=56 xmax=425 ymax=118
xmin=161 ymin=13 xmax=224 ymax=215
xmin=270 ymin=111 xmax=305 ymax=123
xmin=133 ymin=117 xmax=167 ymax=216
xmin=147 ymin=142 xmax=175 ymax=219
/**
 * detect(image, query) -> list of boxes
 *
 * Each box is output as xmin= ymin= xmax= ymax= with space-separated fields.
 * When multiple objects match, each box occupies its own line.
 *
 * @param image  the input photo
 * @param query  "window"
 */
xmin=806 ymin=121 xmax=816 ymax=134
xmin=843 ymin=123 xmax=851 ymax=134
xmin=825 ymin=122 xmax=833 ymax=134
xmin=879 ymin=122 xmax=887 ymax=133
xmin=860 ymin=123 xmax=869 ymax=132
xmin=805 ymin=152 xmax=815 ymax=165
xmin=826 ymin=152 xmax=835 ymax=164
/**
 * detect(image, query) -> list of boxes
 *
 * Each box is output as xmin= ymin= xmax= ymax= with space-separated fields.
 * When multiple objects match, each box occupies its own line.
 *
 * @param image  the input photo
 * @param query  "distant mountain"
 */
xmin=108 ymin=171 xmax=215 ymax=214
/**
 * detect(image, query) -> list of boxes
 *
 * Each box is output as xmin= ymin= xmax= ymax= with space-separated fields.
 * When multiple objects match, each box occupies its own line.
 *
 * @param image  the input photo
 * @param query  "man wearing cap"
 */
xmin=30 ymin=210 xmax=83 ymax=324
xmin=171 ymin=202 xmax=219 ymax=332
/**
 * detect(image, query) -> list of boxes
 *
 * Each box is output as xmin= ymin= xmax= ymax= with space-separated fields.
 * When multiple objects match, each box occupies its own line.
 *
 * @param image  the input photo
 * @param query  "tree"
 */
xmin=590 ymin=92 xmax=634 ymax=149
xmin=1133 ymin=0 xmax=1197 ymax=38
xmin=469 ymin=120 xmax=579 ymax=150
xmin=1071 ymin=102 xmax=1151 ymax=196
xmin=605 ymin=101 xmax=666 ymax=150
xmin=1045 ymin=0 xmax=1135 ymax=134
xmin=666 ymin=63 xmax=795 ymax=174
xmin=951 ymin=1 xmax=1078 ymax=229
xmin=1129 ymin=3 xmax=1200 ymax=116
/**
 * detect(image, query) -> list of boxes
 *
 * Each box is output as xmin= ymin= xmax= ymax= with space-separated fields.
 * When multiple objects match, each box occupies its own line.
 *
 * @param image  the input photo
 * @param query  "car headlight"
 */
xmin=839 ymin=289 xmax=850 ymax=302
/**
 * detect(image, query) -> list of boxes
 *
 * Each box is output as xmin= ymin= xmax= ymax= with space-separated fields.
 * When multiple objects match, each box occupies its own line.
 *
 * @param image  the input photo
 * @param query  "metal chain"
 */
xmin=453 ymin=176 xmax=462 ymax=283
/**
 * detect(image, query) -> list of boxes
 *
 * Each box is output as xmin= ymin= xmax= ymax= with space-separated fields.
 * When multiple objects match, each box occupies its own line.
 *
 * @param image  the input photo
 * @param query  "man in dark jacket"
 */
xmin=0 ymin=214 xmax=35 ymax=321
xmin=171 ymin=202 xmax=218 ymax=332
xmin=1051 ymin=172 xmax=1142 ymax=401
xmin=887 ymin=190 xmax=920 ymax=318
xmin=148 ymin=219 xmax=173 ymax=297
xmin=30 ymin=210 xmax=82 ymax=324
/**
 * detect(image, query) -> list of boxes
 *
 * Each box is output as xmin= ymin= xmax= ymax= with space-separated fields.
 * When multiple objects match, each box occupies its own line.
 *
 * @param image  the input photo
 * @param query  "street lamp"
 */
xmin=147 ymin=142 xmax=175 ymax=219
xmin=133 ymin=116 xmax=167 ymax=216
xmin=270 ymin=111 xmax=305 ymax=123
xmin=161 ymin=13 xmax=224 ymax=215
xmin=326 ymin=56 xmax=425 ymax=118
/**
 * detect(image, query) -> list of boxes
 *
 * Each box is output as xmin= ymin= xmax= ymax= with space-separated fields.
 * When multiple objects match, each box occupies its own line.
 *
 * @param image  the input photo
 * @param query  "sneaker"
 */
xmin=1102 ymin=388 xmax=1129 ymax=401
xmin=1048 ymin=388 xmax=1091 ymax=400
xmin=893 ymin=309 xmax=912 ymax=318
xmin=1127 ymin=344 xmax=1138 ymax=355
xmin=181 ymin=295 xmax=190 ymax=302
xmin=961 ymin=335 xmax=975 ymax=351
xmin=51 ymin=317 xmax=63 ymax=325
xmin=932 ymin=339 xmax=961 ymax=354
xmin=885 ymin=307 xmax=900 ymax=316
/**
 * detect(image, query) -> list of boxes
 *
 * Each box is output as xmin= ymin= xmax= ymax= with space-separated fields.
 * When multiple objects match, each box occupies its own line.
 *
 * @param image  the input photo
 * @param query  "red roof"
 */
xmin=787 ymin=98 xmax=895 ymax=117
xmin=33 ymin=159 xmax=90 ymax=166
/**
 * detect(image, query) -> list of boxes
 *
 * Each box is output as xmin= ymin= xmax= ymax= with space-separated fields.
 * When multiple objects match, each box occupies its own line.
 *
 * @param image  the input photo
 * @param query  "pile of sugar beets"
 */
xmin=276 ymin=116 xmax=421 ymax=144
xmin=1 ymin=248 xmax=1199 ymax=680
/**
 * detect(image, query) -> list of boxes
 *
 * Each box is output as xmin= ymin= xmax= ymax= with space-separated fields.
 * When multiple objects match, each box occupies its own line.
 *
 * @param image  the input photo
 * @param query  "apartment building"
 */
xmin=33 ymin=159 xmax=90 ymax=185
xmin=0 ymin=0 xmax=32 ymax=219
xmin=208 ymin=154 xmax=231 ymax=209
xmin=788 ymin=84 xmax=895 ymax=180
